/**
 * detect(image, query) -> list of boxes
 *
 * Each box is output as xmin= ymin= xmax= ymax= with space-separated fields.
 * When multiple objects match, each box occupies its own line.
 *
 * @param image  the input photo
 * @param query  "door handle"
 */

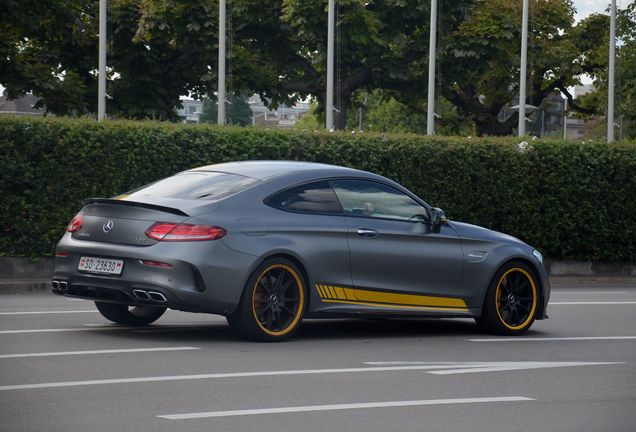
xmin=356 ymin=228 xmax=379 ymax=238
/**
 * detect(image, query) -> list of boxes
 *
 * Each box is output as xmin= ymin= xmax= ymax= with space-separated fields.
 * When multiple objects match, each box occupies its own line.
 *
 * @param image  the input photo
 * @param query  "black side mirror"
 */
xmin=430 ymin=207 xmax=448 ymax=233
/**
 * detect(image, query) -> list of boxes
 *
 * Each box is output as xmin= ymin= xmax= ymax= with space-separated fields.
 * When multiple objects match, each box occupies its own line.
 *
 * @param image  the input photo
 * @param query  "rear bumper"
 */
xmin=52 ymin=233 xmax=257 ymax=315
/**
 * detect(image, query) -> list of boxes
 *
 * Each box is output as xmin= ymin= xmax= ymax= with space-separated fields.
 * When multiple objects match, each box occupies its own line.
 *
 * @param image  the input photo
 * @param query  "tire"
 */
xmin=95 ymin=301 xmax=166 ymax=326
xmin=476 ymin=261 xmax=539 ymax=335
xmin=227 ymin=258 xmax=306 ymax=342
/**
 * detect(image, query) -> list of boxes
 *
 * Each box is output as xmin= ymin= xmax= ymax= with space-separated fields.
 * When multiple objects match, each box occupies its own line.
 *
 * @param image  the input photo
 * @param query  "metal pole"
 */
xmin=326 ymin=0 xmax=335 ymax=130
xmin=607 ymin=0 xmax=616 ymax=142
xmin=97 ymin=0 xmax=107 ymax=121
xmin=426 ymin=0 xmax=437 ymax=136
xmin=518 ymin=0 xmax=529 ymax=136
xmin=540 ymin=110 xmax=545 ymax=138
xmin=217 ymin=0 xmax=226 ymax=125
xmin=563 ymin=98 xmax=568 ymax=139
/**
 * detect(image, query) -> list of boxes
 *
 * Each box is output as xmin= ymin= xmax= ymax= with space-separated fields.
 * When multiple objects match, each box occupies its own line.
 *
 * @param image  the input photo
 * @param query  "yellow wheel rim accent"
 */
xmin=251 ymin=264 xmax=305 ymax=337
xmin=495 ymin=267 xmax=537 ymax=331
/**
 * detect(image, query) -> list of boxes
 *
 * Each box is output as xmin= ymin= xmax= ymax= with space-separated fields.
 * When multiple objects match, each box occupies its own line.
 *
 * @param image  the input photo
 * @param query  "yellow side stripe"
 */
xmin=315 ymin=283 xmax=467 ymax=310
xmin=354 ymin=288 xmax=467 ymax=309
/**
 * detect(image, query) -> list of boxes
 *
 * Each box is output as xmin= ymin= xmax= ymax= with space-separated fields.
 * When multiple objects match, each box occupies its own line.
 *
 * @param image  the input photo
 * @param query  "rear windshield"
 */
xmin=123 ymin=171 xmax=259 ymax=201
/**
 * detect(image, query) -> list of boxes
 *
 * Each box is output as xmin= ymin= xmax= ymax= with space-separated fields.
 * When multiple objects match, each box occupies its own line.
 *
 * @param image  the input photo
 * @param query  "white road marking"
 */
xmin=551 ymin=291 xmax=627 ymax=294
xmin=0 ymin=347 xmax=200 ymax=359
xmin=0 ymin=362 xmax=622 ymax=392
xmin=549 ymin=301 xmax=636 ymax=305
xmin=0 ymin=365 xmax=467 ymax=391
xmin=0 ymin=326 xmax=140 ymax=334
xmin=157 ymin=396 xmax=534 ymax=420
xmin=0 ymin=324 xmax=208 ymax=334
xmin=364 ymin=361 xmax=622 ymax=375
xmin=468 ymin=336 xmax=636 ymax=342
xmin=0 ymin=310 xmax=97 ymax=315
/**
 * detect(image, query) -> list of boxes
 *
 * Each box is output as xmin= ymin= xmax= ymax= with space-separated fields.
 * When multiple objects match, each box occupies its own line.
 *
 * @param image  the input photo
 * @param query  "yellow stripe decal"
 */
xmin=316 ymin=283 xmax=468 ymax=311
xmin=316 ymin=285 xmax=324 ymax=298
xmin=335 ymin=286 xmax=346 ymax=300
xmin=354 ymin=288 xmax=468 ymax=309
xmin=328 ymin=286 xmax=337 ymax=299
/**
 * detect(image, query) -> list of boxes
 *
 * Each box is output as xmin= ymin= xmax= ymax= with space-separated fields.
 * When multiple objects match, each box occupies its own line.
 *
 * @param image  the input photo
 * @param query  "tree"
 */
xmin=137 ymin=0 xmax=477 ymax=130
xmin=199 ymin=94 xmax=253 ymax=126
xmin=0 ymin=0 xmax=99 ymax=115
xmin=0 ymin=0 xmax=212 ymax=120
xmin=572 ymin=5 xmax=636 ymax=140
xmin=426 ymin=0 xmax=596 ymax=136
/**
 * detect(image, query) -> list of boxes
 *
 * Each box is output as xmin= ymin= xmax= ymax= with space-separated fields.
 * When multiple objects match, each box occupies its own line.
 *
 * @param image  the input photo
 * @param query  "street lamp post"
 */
xmin=426 ymin=0 xmax=437 ymax=136
xmin=97 ymin=0 xmax=107 ymax=121
xmin=518 ymin=0 xmax=529 ymax=136
xmin=217 ymin=0 xmax=226 ymax=125
xmin=326 ymin=0 xmax=335 ymax=131
xmin=607 ymin=0 xmax=616 ymax=142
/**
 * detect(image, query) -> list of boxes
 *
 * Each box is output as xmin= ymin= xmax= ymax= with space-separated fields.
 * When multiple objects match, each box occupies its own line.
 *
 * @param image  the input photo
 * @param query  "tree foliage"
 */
xmin=0 ymin=0 xmax=621 ymax=135
xmin=200 ymin=94 xmax=253 ymax=126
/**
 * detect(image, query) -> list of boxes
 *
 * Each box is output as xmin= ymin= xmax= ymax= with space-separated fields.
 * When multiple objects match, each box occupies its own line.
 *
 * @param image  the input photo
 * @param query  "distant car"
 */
xmin=52 ymin=161 xmax=549 ymax=341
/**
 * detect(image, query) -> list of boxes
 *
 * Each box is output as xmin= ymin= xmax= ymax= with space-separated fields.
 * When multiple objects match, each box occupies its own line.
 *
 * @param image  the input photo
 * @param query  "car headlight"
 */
xmin=532 ymin=249 xmax=543 ymax=263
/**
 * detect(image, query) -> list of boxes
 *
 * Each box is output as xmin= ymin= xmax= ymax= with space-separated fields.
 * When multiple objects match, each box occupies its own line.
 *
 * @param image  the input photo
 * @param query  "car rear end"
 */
xmin=52 ymin=171 xmax=261 ymax=316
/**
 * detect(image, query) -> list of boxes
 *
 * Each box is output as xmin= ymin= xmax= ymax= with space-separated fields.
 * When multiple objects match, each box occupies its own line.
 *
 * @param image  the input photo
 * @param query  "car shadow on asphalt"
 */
xmin=87 ymin=316 xmax=547 ymax=344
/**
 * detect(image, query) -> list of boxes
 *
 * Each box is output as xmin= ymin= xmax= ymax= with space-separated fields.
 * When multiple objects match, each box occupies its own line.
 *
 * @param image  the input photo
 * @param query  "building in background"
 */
xmin=176 ymin=98 xmax=204 ymax=123
xmin=564 ymin=84 xmax=600 ymax=140
xmin=248 ymin=95 xmax=310 ymax=128
xmin=0 ymin=91 xmax=45 ymax=117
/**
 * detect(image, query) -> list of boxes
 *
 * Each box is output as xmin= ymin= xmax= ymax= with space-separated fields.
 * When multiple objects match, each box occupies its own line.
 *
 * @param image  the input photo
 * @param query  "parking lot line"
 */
xmin=468 ymin=336 xmax=636 ymax=342
xmin=0 ymin=347 xmax=200 ymax=359
xmin=157 ymin=396 xmax=535 ymax=419
xmin=0 ymin=310 xmax=97 ymax=315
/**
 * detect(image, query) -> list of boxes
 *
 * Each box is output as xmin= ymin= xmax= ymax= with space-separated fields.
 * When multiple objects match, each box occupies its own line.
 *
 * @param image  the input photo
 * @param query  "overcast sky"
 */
xmin=574 ymin=0 xmax=633 ymax=21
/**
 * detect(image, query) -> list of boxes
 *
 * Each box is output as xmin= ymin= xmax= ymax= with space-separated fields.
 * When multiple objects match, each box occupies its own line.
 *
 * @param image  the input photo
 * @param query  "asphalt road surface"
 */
xmin=1 ymin=286 xmax=635 ymax=432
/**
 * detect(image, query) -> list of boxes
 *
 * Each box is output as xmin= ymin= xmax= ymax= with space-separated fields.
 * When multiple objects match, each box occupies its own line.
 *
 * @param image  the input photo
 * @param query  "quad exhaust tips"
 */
xmin=132 ymin=289 xmax=167 ymax=303
xmin=51 ymin=279 xmax=68 ymax=293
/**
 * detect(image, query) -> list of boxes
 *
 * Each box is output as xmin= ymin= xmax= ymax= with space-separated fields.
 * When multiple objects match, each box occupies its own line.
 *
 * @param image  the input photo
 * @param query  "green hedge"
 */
xmin=1 ymin=116 xmax=635 ymax=261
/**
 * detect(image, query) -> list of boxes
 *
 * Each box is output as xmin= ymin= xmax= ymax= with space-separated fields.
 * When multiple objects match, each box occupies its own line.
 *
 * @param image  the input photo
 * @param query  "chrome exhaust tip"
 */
xmin=132 ymin=289 xmax=150 ymax=300
xmin=52 ymin=280 xmax=59 ymax=290
xmin=58 ymin=281 xmax=68 ymax=292
xmin=148 ymin=291 xmax=167 ymax=302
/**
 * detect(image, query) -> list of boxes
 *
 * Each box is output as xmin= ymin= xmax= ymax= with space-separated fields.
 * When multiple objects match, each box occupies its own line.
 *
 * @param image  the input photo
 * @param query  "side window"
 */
xmin=267 ymin=181 xmax=343 ymax=215
xmin=330 ymin=179 xmax=428 ymax=222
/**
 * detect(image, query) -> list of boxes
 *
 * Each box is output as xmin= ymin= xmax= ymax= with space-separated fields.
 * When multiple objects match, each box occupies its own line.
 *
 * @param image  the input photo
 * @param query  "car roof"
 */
xmin=190 ymin=160 xmax=366 ymax=181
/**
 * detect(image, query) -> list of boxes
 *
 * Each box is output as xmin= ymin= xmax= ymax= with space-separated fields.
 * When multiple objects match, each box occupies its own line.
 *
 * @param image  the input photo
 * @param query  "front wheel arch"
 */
xmin=480 ymin=257 xmax=543 ymax=317
xmin=476 ymin=259 xmax=541 ymax=335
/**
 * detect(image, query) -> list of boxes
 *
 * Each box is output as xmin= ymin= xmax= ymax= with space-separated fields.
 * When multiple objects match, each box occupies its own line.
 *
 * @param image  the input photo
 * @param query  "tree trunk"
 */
xmin=333 ymin=91 xmax=350 ymax=130
xmin=474 ymin=114 xmax=516 ymax=136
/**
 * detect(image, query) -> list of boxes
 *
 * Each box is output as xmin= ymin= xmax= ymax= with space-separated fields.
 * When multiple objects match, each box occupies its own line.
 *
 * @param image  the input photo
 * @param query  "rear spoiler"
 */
xmin=82 ymin=198 xmax=190 ymax=217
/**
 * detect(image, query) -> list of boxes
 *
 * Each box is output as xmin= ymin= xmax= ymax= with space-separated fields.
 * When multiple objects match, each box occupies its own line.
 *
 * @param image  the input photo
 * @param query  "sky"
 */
xmin=574 ymin=0 xmax=633 ymax=22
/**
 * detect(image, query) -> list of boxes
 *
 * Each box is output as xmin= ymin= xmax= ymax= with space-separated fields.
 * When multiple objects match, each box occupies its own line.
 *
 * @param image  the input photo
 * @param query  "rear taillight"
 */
xmin=66 ymin=212 xmax=84 ymax=232
xmin=145 ymin=222 xmax=227 ymax=242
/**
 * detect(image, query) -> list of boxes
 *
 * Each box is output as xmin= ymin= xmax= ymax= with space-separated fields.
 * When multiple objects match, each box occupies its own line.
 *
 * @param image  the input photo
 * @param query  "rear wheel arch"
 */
xmin=243 ymin=251 xmax=312 ymax=305
xmin=228 ymin=255 xmax=308 ymax=341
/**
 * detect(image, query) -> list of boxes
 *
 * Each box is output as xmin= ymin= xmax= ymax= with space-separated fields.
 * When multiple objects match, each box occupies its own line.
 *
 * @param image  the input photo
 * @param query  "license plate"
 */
xmin=78 ymin=256 xmax=124 ymax=275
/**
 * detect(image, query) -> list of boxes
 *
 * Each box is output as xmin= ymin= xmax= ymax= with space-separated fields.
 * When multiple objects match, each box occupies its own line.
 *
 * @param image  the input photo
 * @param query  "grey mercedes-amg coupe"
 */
xmin=52 ymin=160 xmax=550 ymax=341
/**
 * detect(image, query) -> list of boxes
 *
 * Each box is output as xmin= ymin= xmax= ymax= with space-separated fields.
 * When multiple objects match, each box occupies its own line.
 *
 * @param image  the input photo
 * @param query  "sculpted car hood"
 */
xmin=449 ymin=221 xmax=525 ymax=245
